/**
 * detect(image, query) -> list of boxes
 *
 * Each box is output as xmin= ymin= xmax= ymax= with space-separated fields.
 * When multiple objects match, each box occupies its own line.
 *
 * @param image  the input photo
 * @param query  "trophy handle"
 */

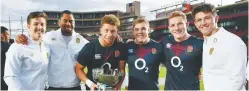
xmin=112 ymin=69 xmax=118 ymax=76
xmin=101 ymin=62 xmax=111 ymax=69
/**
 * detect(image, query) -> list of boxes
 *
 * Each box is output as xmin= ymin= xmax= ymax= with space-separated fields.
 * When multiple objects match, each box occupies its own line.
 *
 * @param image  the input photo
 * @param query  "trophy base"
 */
xmin=98 ymin=83 xmax=114 ymax=91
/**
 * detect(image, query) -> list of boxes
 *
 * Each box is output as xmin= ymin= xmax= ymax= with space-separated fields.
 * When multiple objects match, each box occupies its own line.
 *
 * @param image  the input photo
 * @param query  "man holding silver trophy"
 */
xmin=75 ymin=14 xmax=127 ymax=91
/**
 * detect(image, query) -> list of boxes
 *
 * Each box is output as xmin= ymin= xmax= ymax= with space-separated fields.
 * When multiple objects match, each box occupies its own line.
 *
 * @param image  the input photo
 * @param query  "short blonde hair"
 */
xmin=132 ymin=17 xmax=150 ymax=28
xmin=168 ymin=11 xmax=187 ymax=22
xmin=101 ymin=14 xmax=120 ymax=27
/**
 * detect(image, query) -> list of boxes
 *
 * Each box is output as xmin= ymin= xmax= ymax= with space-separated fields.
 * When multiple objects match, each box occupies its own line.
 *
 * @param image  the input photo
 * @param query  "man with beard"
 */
xmin=15 ymin=10 xmax=89 ymax=90
xmin=75 ymin=14 xmax=127 ymax=90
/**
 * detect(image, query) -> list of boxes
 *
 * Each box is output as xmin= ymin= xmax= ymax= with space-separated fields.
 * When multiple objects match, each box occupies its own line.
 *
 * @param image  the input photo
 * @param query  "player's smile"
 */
xmin=173 ymin=29 xmax=183 ymax=35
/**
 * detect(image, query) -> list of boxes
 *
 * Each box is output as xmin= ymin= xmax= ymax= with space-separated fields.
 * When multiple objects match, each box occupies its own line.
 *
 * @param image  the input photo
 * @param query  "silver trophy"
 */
xmin=92 ymin=62 xmax=123 ymax=91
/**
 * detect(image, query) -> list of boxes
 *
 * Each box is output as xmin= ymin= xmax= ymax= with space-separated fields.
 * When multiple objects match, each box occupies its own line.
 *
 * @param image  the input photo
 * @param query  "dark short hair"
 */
xmin=1 ymin=26 xmax=8 ymax=33
xmin=60 ymin=10 xmax=73 ymax=19
xmin=191 ymin=3 xmax=218 ymax=19
xmin=27 ymin=11 xmax=47 ymax=24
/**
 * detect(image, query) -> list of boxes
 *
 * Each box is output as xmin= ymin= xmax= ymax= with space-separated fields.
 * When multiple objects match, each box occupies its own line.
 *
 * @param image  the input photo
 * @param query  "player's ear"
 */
xmin=99 ymin=27 xmax=102 ymax=36
xmin=58 ymin=18 xmax=62 ymax=27
xmin=215 ymin=16 xmax=219 ymax=23
xmin=27 ymin=23 xmax=31 ymax=31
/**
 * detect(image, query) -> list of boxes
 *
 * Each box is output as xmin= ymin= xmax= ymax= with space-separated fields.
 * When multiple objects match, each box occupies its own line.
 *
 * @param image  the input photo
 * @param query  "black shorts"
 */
xmin=46 ymin=86 xmax=81 ymax=90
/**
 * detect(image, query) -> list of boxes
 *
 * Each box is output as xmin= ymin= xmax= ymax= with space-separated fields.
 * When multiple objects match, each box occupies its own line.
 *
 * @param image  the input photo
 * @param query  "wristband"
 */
xmin=86 ymin=79 xmax=94 ymax=88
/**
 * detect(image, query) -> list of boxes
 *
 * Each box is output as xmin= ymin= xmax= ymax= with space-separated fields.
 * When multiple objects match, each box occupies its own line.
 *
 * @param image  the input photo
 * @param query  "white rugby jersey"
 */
xmin=202 ymin=27 xmax=247 ymax=90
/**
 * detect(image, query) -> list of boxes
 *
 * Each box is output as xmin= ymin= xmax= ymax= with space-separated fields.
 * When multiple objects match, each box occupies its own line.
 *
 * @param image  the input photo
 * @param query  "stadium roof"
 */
xmin=43 ymin=10 xmax=123 ymax=14
xmin=149 ymin=0 xmax=248 ymax=22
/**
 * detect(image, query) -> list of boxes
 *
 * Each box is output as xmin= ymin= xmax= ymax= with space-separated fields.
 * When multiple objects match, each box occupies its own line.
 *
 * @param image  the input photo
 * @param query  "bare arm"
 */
xmin=75 ymin=62 xmax=98 ymax=90
xmin=75 ymin=62 xmax=88 ymax=82
xmin=114 ymin=60 xmax=126 ymax=90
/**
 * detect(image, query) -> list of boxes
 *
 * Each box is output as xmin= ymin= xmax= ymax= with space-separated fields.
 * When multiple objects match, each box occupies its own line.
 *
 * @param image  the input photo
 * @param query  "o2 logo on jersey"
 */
xmin=134 ymin=58 xmax=149 ymax=73
xmin=171 ymin=56 xmax=183 ymax=71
